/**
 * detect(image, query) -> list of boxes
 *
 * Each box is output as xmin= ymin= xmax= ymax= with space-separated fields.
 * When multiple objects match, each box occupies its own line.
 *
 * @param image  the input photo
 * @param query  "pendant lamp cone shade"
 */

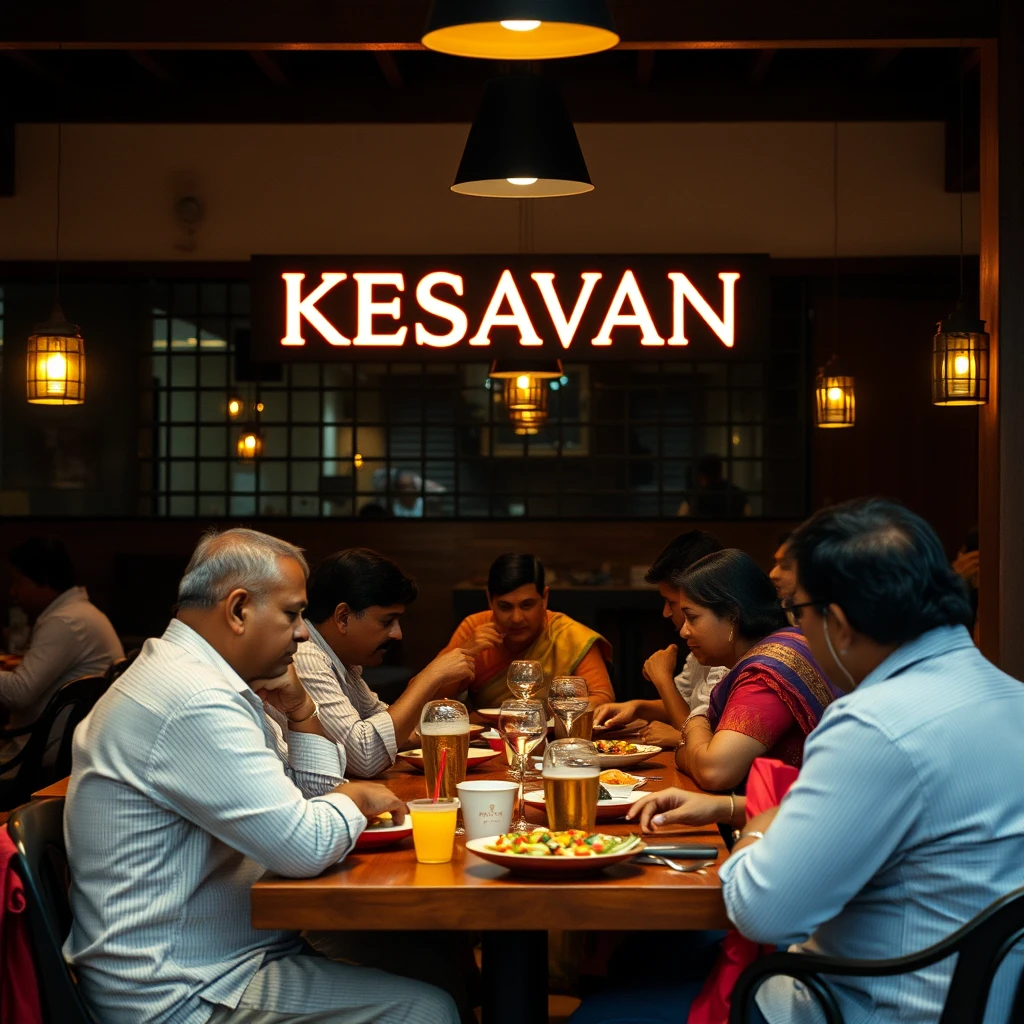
xmin=488 ymin=358 xmax=563 ymax=379
xmin=26 ymin=304 xmax=86 ymax=405
xmin=453 ymin=76 xmax=593 ymax=198
xmin=932 ymin=304 xmax=989 ymax=406
xmin=422 ymin=0 xmax=618 ymax=60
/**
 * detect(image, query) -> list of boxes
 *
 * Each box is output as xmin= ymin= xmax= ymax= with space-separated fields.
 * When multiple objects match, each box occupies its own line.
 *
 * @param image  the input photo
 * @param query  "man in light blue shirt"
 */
xmin=720 ymin=499 xmax=1024 ymax=1024
xmin=64 ymin=527 xmax=459 ymax=1024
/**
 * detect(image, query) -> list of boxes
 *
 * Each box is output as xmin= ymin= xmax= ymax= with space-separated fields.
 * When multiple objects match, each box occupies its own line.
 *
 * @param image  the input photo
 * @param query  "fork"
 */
xmin=637 ymin=855 xmax=715 ymax=873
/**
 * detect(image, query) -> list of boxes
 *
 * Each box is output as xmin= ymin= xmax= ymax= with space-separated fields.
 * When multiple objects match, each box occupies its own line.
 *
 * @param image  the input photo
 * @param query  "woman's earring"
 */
xmin=729 ymin=625 xmax=735 ymax=643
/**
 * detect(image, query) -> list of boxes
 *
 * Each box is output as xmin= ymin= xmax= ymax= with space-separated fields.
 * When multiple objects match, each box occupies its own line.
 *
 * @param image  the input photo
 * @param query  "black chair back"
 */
xmin=0 ymin=675 xmax=108 ymax=808
xmin=730 ymin=884 xmax=1024 ymax=1024
xmin=105 ymin=647 xmax=141 ymax=686
xmin=7 ymin=798 xmax=98 ymax=1023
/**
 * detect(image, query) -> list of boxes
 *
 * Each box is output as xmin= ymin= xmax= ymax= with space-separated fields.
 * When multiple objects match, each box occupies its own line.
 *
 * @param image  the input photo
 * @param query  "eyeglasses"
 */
xmin=782 ymin=600 xmax=819 ymax=627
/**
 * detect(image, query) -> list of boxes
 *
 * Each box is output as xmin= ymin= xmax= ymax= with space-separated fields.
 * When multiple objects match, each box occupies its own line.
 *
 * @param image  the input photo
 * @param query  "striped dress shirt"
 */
xmin=290 ymin=619 xmax=398 ymax=778
xmin=719 ymin=625 xmax=1024 ymax=1024
xmin=63 ymin=618 xmax=366 ymax=1024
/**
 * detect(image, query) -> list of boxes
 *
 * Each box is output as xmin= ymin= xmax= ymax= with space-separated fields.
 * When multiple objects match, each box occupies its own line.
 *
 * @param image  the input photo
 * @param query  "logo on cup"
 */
xmin=478 ymin=802 xmax=504 ymax=822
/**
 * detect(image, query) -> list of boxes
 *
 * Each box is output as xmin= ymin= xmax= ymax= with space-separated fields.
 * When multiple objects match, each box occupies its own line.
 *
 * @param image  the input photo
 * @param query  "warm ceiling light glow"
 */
xmin=422 ymin=1 xmax=618 ymax=60
xmin=954 ymin=354 xmax=971 ymax=376
xmin=815 ymin=370 xmax=855 ymax=429
xmin=932 ymin=306 xmax=989 ymax=406
xmin=516 ymin=374 xmax=531 ymax=389
xmin=236 ymin=428 xmax=265 ymax=459
xmin=452 ymin=75 xmax=593 ymax=198
xmin=26 ymin=307 xmax=86 ymax=405
xmin=228 ymin=398 xmax=242 ymax=417
xmin=353 ymin=453 xmax=364 ymax=469
xmin=827 ymin=386 xmax=843 ymax=402
xmin=256 ymin=402 xmax=265 ymax=413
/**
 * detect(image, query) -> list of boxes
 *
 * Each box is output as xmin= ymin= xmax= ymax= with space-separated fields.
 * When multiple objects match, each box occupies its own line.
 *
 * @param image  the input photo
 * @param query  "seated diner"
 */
xmin=438 ymin=552 xmax=614 ymax=711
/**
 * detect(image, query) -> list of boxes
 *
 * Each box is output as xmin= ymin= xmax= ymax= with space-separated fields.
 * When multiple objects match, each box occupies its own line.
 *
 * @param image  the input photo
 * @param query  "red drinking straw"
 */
xmin=432 ymin=747 xmax=448 ymax=803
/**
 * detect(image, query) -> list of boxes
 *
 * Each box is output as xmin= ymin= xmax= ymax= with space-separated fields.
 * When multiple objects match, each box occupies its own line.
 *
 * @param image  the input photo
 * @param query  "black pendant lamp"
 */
xmin=422 ymin=0 xmax=618 ymax=60
xmin=452 ymin=75 xmax=593 ymax=198
xmin=932 ymin=44 xmax=989 ymax=406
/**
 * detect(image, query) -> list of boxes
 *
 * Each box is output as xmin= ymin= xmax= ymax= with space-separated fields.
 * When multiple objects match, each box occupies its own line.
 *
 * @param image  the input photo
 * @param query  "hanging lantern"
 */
xmin=509 ymin=407 xmax=548 ymax=435
xmin=236 ymin=427 xmax=264 ymax=459
xmin=452 ymin=76 xmax=593 ymax=198
xmin=26 ymin=306 xmax=85 ymax=405
xmin=932 ymin=305 xmax=989 ymax=406
xmin=814 ymin=365 xmax=856 ymax=429
xmin=422 ymin=0 xmax=618 ymax=60
xmin=503 ymin=374 xmax=549 ymax=412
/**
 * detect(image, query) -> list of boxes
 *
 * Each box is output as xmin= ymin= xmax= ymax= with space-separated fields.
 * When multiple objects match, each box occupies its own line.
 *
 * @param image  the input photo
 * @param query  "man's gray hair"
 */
xmin=177 ymin=528 xmax=309 ymax=610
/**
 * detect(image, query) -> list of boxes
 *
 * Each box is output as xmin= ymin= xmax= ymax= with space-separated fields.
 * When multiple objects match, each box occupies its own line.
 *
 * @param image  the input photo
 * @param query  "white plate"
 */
xmin=396 ymin=747 xmax=501 ymax=771
xmin=594 ymin=743 xmax=662 ymax=768
xmin=523 ymin=789 xmax=646 ymax=822
xmin=354 ymin=820 xmax=414 ymax=850
xmin=465 ymin=834 xmax=645 ymax=875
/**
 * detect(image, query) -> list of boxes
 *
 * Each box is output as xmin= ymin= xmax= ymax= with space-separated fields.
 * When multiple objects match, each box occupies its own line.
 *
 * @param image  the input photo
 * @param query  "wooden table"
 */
xmin=253 ymin=747 xmax=728 ymax=1023
xmin=32 ymin=777 xmax=70 ymax=799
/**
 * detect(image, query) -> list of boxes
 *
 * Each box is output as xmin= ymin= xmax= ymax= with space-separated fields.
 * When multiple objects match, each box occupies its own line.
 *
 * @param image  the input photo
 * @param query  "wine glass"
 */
xmin=549 ymin=676 xmax=590 ymax=739
xmin=498 ymin=699 xmax=547 ymax=832
xmin=507 ymin=660 xmax=545 ymax=700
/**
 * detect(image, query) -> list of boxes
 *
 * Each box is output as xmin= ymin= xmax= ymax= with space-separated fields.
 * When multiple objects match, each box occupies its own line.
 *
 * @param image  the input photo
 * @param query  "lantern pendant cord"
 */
xmin=958 ymin=37 xmax=965 ymax=304
xmin=54 ymin=40 xmax=63 ymax=308
xmin=832 ymin=121 xmax=839 ymax=362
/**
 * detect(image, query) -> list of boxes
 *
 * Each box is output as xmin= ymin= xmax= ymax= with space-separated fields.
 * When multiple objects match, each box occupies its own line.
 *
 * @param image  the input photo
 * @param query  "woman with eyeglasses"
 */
xmin=661 ymin=548 xmax=841 ymax=802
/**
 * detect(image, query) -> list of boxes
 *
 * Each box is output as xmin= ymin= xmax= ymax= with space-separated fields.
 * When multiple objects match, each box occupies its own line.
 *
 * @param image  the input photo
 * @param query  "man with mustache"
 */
xmin=290 ymin=547 xmax=476 ymax=778
xmin=64 ymin=527 xmax=458 ymax=1024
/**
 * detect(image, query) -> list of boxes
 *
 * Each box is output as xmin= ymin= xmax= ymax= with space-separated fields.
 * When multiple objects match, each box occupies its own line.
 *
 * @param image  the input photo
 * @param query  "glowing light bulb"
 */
xmin=256 ymin=402 xmax=265 ymax=413
xmin=244 ymin=434 xmax=257 ymax=451
xmin=827 ymin=386 xmax=844 ymax=402
xmin=228 ymin=399 xmax=242 ymax=417
xmin=500 ymin=19 xmax=542 ymax=31
xmin=954 ymin=354 xmax=971 ymax=376
xmin=44 ymin=352 xmax=68 ymax=394
xmin=516 ymin=374 xmax=531 ymax=389
xmin=506 ymin=177 xmax=539 ymax=186
xmin=353 ymin=453 xmax=364 ymax=469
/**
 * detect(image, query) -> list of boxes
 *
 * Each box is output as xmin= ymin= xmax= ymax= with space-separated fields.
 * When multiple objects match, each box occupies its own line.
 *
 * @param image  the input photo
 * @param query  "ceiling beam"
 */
xmin=127 ymin=49 xmax=173 ymax=85
xmin=749 ymin=48 xmax=777 ymax=85
xmin=374 ymin=52 xmax=403 ymax=89
xmin=248 ymin=50 xmax=290 ymax=86
xmin=0 ymin=1 xmax=998 ymax=50
xmin=0 ymin=49 xmax=60 ymax=84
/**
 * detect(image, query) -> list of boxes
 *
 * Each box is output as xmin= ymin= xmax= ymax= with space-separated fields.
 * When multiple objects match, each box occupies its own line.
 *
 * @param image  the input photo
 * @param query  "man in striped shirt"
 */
xmin=63 ymin=528 xmax=459 ymax=1024
xmin=291 ymin=547 xmax=476 ymax=778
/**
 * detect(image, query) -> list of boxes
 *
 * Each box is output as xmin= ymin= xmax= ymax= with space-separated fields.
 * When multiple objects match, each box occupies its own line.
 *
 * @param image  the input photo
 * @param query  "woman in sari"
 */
xmin=660 ymin=548 xmax=840 ymax=794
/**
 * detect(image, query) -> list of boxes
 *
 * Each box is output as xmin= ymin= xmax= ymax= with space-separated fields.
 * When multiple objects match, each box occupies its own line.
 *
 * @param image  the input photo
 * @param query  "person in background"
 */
xmin=1 ymin=537 xmax=123 ymax=759
xmin=594 ymin=531 xmax=727 ymax=748
xmin=625 ymin=498 xmax=1024 ymax=1024
xmin=290 ymin=548 xmax=476 ymax=778
xmin=768 ymin=532 xmax=798 ymax=602
xmin=64 ymin=527 xmax=458 ymax=1024
xmin=437 ymin=553 xmax=614 ymax=712
xmin=678 ymin=456 xmax=751 ymax=518
xmin=671 ymin=549 xmax=839 ymax=794
xmin=952 ymin=525 xmax=979 ymax=636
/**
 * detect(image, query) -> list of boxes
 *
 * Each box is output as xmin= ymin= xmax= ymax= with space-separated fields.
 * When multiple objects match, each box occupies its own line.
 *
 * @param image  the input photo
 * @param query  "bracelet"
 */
xmin=728 ymin=793 xmax=735 ymax=826
xmin=739 ymin=830 xmax=765 ymax=842
xmin=288 ymin=700 xmax=320 ymax=725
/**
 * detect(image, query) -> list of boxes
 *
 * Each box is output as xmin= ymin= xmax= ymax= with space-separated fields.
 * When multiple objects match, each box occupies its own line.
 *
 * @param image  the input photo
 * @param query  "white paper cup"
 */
xmin=456 ymin=780 xmax=519 ymax=840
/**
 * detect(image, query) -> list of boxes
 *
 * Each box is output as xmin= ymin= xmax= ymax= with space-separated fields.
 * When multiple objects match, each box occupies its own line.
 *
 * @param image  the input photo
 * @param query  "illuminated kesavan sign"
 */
xmin=250 ymin=255 xmax=769 ymax=362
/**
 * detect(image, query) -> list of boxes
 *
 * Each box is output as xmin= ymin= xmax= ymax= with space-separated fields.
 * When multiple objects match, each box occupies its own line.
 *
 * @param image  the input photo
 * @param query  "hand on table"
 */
xmin=594 ymin=700 xmax=642 ymax=729
xmin=638 ymin=720 xmax=682 ymax=749
xmin=463 ymin=622 xmax=505 ymax=656
xmin=643 ymin=644 xmax=679 ymax=691
xmin=252 ymin=664 xmax=315 ymax=721
xmin=627 ymin=787 xmax=728 ymax=833
xmin=338 ymin=781 xmax=407 ymax=825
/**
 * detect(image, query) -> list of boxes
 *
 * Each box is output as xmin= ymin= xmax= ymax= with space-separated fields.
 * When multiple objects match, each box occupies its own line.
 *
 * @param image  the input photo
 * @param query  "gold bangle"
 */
xmin=728 ymin=792 xmax=735 ymax=825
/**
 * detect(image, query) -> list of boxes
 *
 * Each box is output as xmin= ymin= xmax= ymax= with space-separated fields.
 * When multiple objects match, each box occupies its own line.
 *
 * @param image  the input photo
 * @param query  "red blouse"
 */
xmin=714 ymin=669 xmax=806 ymax=768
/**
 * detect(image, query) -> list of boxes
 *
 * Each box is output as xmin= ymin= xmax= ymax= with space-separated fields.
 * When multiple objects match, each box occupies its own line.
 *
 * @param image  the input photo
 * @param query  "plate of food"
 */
xmin=466 ymin=829 xmax=645 ymax=875
xmin=354 ymin=812 xmax=413 ymax=850
xmin=594 ymin=739 xmax=662 ymax=768
xmin=598 ymin=769 xmax=647 ymax=799
xmin=523 ymin=788 xmax=646 ymax=822
xmin=396 ymin=747 xmax=501 ymax=771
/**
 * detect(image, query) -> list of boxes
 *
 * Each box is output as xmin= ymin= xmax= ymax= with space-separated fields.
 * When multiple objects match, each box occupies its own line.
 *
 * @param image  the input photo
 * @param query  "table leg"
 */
xmin=480 ymin=930 xmax=548 ymax=1023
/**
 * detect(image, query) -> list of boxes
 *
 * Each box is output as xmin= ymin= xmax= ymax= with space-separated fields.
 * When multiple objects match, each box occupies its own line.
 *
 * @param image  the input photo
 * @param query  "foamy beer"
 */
xmin=542 ymin=737 xmax=601 ymax=831
xmin=420 ymin=699 xmax=471 ymax=800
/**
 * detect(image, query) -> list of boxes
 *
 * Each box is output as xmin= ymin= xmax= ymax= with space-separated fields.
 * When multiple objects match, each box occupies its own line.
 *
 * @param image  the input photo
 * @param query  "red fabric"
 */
xmin=714 ymin=673 xmax=805 ymax=768
xmin=687 ymin=758 xmax=800 ymax=1024
xmin=0 ymin=825 xmax=43 ymax=1024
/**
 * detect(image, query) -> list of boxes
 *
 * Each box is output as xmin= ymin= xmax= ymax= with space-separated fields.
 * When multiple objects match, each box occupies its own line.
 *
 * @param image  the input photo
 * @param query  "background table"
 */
xmin=252 ymin=747 xmax=729 ymax=1023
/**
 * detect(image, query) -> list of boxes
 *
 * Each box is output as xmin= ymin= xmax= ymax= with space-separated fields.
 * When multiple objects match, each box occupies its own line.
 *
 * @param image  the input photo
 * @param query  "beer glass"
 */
xmin=498 ymin=699 xmax=547 ymax=832
xmin=542 ymin=737 xmax=600 ymax=831
xmin=507 ymin=660 xmax=544 ymax=700
xmin=549 ymin=676 xmax=591 ymax=740
xmin=419 ymin=699 xmax=470 ymax=805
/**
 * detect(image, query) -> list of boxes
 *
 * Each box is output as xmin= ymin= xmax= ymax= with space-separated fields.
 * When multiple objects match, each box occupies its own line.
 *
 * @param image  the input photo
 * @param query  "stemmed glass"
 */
xmin=507 ymin=660 xmax=545 ymax=700
xmin=498 ymin=699 xmax=547 ymax=832
xmin=549 ymin=676 xmax=590 ymax=738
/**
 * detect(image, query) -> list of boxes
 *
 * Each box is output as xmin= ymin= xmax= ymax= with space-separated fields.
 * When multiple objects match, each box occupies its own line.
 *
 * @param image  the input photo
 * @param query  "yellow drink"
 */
xmin=408 ymin=798 xmax=460 ymax=864
xmin=543 ymin=769 xmax=600 ymax=830
xmin=420 ymin=722 xmax=470 ymax=800
xmin=553 ymin=709 xmax=594 ymax=741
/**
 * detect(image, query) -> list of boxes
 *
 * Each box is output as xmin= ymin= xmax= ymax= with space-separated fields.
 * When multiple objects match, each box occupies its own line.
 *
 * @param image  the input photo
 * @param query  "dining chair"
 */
xmin=7 ymin=797 xmax=99 ymax=1023
xmin=729 ymin=884 xmax=1024 ymax=1024
xmin=0 ymin=674 xmax=108 ymax=809
xmin=105 ymin=647 xmax=141 ymax=686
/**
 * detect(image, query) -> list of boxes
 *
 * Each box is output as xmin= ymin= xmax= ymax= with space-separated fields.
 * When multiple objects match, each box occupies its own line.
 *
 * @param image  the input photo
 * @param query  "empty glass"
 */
xmin=498 ymin=699 xmax=547 ymax=832
xmin=549 ymin=676 xmax=591 ymax=740
xmin=507 ymin=660 xmax=544 ymax=700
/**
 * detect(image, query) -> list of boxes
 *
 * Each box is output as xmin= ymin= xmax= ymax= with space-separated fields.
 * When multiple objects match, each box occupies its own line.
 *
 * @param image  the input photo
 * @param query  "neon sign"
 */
xmin=251 ymin=255 xmax=768 ymax=362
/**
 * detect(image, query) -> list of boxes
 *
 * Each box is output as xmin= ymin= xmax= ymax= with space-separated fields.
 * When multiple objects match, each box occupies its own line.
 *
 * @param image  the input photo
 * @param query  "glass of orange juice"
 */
xmin=407 ymin=798 xmax=461 ymax=864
